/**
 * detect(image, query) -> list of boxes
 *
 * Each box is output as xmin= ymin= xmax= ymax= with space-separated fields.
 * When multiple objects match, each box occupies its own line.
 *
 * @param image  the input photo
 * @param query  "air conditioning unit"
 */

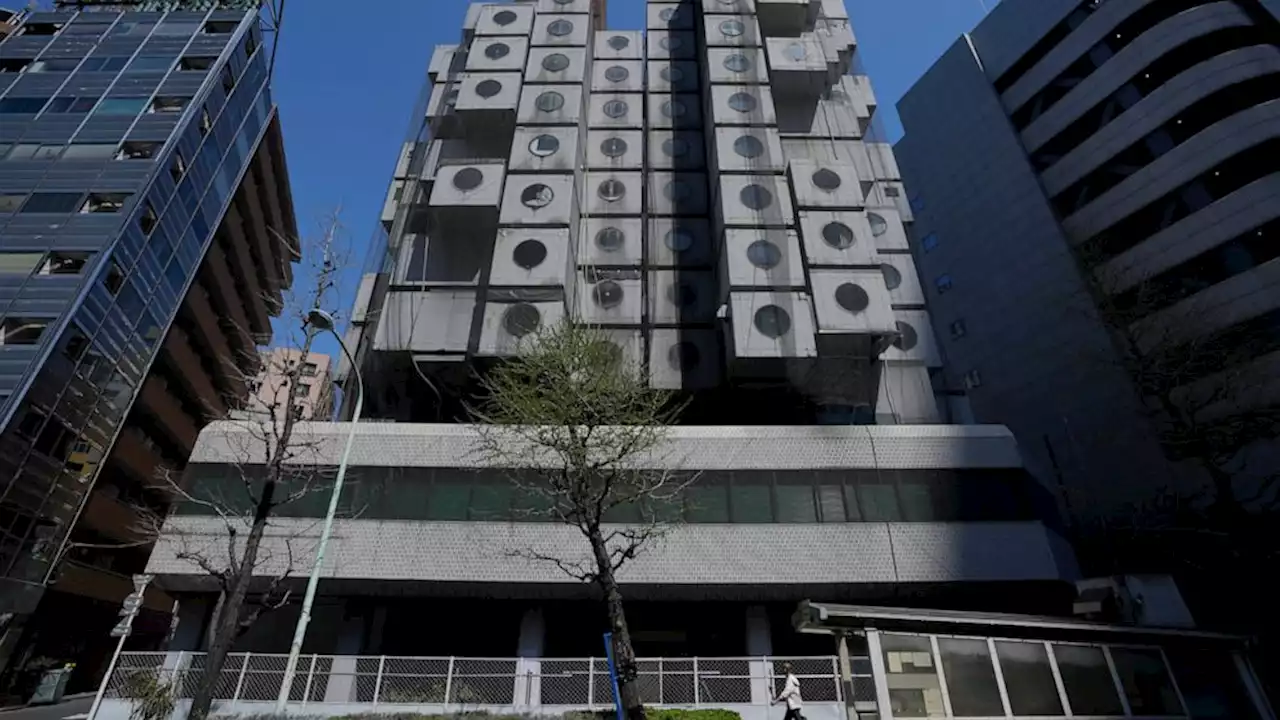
xmin=649 ymin=270 xmax=717 ymax=325
xmin=650 ymin=328 xmax=722 ymax=390
xmin=648 ymin=217 xmax=713 ymax=268
xmin=710 ymin=85 xmax=778 ymax=126
xmin=647 ymin=60 xmax=700 ymax=93
xmin=648 ymin=93 xmax=703 ymax=130
xmin=648 ymin=130 xmax=706 ymax=171
xmin=647 ymin=30 xmax=697 ymax=60
xmin=722 ymin=228 xmax=806 ymax=290
xmin=467 ymin=37 xmax=530 ymax=73
xmin=809 ymin=268 xmax=896 ymax=335
xmin=518 ymin=84 xmax=584 ymax=125
xmin=728 ymin=291 xmax=818 ymax=358
xmin=585 ymin=129 xmax=644 ymax=170
xmin=649 ymin=171 xmax=710 ymax=217
xmin=490 ymin=228 xmax=572 ymax=288
xmin=594 ymin=30 xmax=644 ymax=60
xmin=579 ymin=217 xmax=644 ymax=267
xmin=704 ymin=13 xmax=763 ymax=47
xmin=475 ymin=4 xmax=535 ymax=36
xmin=766 ymin=35 xmax=831 ymax=96
xmin=525 ymin=46 xmax=587 ymax=84
xmin=428 ymin=44 xmax=459 ymax=84
xmin=648 ymin=2 xmax=696 ymax=30
xmin=584 ymin=172 xmax=644 ymax=217
xmin=592 ymin=59 xmax=645 ymax=93
xmin=714 ymin=126 xmax=786 ymax=173
xmin=1073 ymin=576 xmax=1195 ymax=629
xmin=588 ymin=93 xmax=644 ymax=129
xmin=500 ymin=174 xmax=577 ymax=226
xmin=798 ymin=210 xmax=878 ymax=267
xmin=717 ymin=174 xmax=796 ymax=228
xmin=478 ymin=298 xmax=566 ymax=357
xmin=532 ymin=13 xmax=591 ymax=47
xmin=868 ymin=206 xmax=910 ymax=252
xmin=707 ymin=48 xmax=770 ymax=84
xmin=509 ymin=126 xmax=579 ymax=173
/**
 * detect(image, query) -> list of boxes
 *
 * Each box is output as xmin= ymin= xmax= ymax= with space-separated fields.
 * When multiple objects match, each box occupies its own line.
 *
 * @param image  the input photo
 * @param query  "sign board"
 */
xmin=110 ymin=574 xmax=153 ymax=638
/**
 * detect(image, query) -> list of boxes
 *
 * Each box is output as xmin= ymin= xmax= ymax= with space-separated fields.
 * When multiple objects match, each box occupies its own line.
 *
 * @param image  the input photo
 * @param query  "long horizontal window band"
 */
xmin=993 ymin=0 xmax=1110 ymax=94
xmin=1010 ymin=0 xmax=1237 ymax=131
xmin=1078 ymin=137 xmax=1280 ymax=265
xmin=1108 ymin=216 xmax=1280 ymax=322
xmin=1029 ymin=26 xmax=1272 ymax=170
xmin=1051 ymin=72 xmax=1280 ymax=216
xmin=177 ymin=465 xmax=1062 ymax=527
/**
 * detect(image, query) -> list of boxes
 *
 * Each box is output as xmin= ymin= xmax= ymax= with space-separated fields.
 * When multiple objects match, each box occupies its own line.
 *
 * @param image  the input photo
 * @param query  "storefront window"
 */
xmin=937 ymin=638 xmax=1003 ymax=717
xmin=994 ymin=641 xmax=1063 ymax=716
xmin=881 ymin=634 xmax=944 ymax=718
xmin=1053 ymin=644 xmax=1125 ymax=716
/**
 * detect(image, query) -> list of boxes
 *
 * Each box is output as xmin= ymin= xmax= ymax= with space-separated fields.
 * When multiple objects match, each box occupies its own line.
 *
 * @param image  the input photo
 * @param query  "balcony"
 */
xmin=162 ymin=326 xmax=228 ymax=417
xmin=139 ymin=376 xmax=199 ymax=452
xmin=81 ymin=491 xmax=146 ymax=544
xmin=109 ymin=427 xmax=170 ymax=487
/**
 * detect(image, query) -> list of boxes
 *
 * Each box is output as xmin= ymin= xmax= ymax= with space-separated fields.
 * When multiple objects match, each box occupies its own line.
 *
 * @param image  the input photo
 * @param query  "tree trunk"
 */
xmin=186 ymin=486 xmax=276 ymax=720
xmin=589 ymin=528 xmax=646 ymax=720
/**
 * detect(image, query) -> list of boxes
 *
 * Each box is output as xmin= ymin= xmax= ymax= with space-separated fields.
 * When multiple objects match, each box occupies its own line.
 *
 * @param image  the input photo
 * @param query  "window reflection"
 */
xmin=1110 ymin=647 xmax=1182 ymax=716
xmin=994 ymin=641 xmax=1063 ymax=716
xmin=881 ymin=634 xmax=944 ymax=718
xmin=937 ymin=638 xmax=1003 ymax=717
xmin=1053 ymin=644 xmax=1125 ymax=716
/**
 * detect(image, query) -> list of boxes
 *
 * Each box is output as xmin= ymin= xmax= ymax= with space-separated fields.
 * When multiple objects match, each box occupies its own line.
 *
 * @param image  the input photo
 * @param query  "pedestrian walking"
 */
xmin=772 ymin=662 xmax=804 ymax=720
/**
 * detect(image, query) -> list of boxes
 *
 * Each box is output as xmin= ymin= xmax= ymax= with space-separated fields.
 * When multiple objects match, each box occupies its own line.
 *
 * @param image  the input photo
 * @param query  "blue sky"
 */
xmin=268 ymin=0 xmax=990 ymax=358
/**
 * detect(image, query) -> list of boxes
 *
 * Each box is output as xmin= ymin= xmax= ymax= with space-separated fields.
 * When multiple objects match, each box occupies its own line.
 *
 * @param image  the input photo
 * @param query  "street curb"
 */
xmin=0 ymin=693 xmax=95 ymax=714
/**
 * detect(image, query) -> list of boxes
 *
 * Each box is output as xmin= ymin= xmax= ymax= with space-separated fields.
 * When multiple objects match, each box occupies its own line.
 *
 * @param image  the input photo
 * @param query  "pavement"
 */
xmin=0 ymin=695 xmax=94 ymax=720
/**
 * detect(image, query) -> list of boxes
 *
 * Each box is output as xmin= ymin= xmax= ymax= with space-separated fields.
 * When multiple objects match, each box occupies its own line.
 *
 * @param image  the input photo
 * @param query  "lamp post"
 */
xmin=275 ymin=309 xmax=364 ymax=711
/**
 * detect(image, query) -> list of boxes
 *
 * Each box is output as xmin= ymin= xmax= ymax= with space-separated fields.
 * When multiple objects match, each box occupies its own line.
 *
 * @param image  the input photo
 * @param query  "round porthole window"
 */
xmin=600 ymin=137 xmax=628 ymax=158
xmin=719 ymin=19 xmax=745 ymax=37
xmin=826 ymin=89 xmax=851 ymax=104
xmin=893 ymin=321 xmax=918 ymax=351
xmin=727 ymin=92 xmax=757 ymax=113
xmin=754 ymin=305 xmax=791 ymax=338
xmin=485 ymin=42 xmax=510 ymax=60
xmin=521 ymin=183 xmax=555 ymax=209
xmin=733 ymin=135 xmax=764 ymax=159
xmin=740 ymin=184 xmax=773 ymax=210
xmin=881 ymin=263 xmax=902 ymax=290
xmin=661 ymin=35 xmax=684 ymax=51
xmin=665 ymin=228 xmax=694 ymax=252
xmin=669 ymin=342 xmax=701 ymax=371
xmin=746 ymin=240 xmax=782 ymax=269
xmin=868 ymin=212 xmax=889 ymax=237
xmin=604 ymin=65 xmax=629 ymax=83
xmin=667 ymin=281 xmax=698 ymax=307
xmin=660 ymin=65 xmax=685 ymax=84
xmin=662 ymin=137 xmax=690 ymax=157
xmin=835 ymin=283 xmax=869 ymax=313
xmin=608 ymin=35 xmax=630 ymax=50
xmin=595 ymin=227 xmax=625 ymax=252
xmin=529 ymin=134 xmax=560 ymax=157
xmin=724 ymin=53 xmax=751 ymax=73
xmin=542 ymin=53 xmax=570 ymax=72
xmin=812 ymin=168 xmax=843 ymax=192
xmin=665 ymin=181 xmax=692 ymax=201
xmin=452 ymin=167 xmax=483 ymax=191
xmin=598 ymin=178 xmax=627 ymax=202
xmin=593 ymin=280 xmax=624 ymax=308
xmin=547 ymin=19 xmax=574 ymax=36
xmin=553 ymin=0 xmax=574 ymax=4
xmin=513 ymin=239 xmax=547 ymax=269
xmin=536 ymin=91 xmax=565 ymax=113
xmin=475 ymin=80 xmax=503 ymax=98
xmin=659 ymin=7 xmax=677 ymax=21
xmin=822 ymin=221 xmax=855 ymax=249
xmin=785 ymin=42 xmax=807 ymax=61
xmin=493 ymin=10 xmax=518 ymax=25
xmin=662 ymin=100 xmax=687 ymax=118
xmin=503 ymin=303 xmax=540 ymax=337
xmin=603 ymin=99 xmax=629 ymax=118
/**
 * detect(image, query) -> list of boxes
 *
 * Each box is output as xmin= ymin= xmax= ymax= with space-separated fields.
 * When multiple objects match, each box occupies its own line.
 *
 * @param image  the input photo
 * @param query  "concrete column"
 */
xmin=746 ymin=606 xmax=773 ymax=705
xmin=170 ymin=597 xmax=212 ymax=652
xmin=516 ymin=608 xmax=545 ymax=710
xmin=324 ymin=601 xmax=367 ymax=703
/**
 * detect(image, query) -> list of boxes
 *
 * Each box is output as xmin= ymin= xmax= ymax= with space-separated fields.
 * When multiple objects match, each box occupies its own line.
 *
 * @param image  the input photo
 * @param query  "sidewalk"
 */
xmin=0 ymin=695 xmax=94 ymax=720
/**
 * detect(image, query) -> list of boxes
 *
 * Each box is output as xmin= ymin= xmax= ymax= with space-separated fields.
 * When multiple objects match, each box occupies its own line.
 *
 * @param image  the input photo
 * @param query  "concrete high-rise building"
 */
xmin=895 ymin=0 xmax=1280 ymax=512
xmin=245 ymin=348 xmax=334 ymax=422
xmin=0 ymin=2 xmax=297 ymax=695
xmin=139 ymin=1 xmax=1273 ymax=718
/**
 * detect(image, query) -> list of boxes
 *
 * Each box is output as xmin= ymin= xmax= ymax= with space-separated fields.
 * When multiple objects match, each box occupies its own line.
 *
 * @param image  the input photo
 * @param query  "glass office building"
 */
xmin=0 ymin=3 xmax=297 ymax=695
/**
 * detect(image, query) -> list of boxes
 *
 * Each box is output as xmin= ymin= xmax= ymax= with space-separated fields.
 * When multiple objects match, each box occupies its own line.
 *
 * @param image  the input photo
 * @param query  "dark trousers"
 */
xmin=783 ymin=708 xmax=803 ymax=720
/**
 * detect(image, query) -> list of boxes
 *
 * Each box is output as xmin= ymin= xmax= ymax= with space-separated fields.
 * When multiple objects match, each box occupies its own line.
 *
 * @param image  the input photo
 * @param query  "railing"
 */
xmin=106 ymin=653 xmax=877 ymax=709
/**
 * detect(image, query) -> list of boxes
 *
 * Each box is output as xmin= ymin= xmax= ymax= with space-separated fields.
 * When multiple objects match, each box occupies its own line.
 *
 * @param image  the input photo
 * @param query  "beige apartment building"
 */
xmin=250 ymin=347 xmax=334 ymax=421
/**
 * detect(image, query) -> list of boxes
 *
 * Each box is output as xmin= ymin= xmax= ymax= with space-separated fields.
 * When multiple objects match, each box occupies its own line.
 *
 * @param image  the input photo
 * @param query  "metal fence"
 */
xmin=107 ymin=652 xmax=877 ymax=709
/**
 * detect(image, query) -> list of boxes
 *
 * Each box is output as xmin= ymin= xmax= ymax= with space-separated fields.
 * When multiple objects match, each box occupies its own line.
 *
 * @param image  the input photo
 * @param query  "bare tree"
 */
xmin=134 ymin=216 xmax=350 ymax=720
xmin=467 ymin=322 xmax=694 ymax=720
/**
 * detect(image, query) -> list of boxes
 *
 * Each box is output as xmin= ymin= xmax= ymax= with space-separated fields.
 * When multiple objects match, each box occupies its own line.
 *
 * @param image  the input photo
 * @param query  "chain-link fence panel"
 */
xmin=238 ymin=654 xmax=290 ymax=701
xmin=541 ymin=659 xmax=591 ymax=705
xmin=658 ymin=658 xmax=694 ymax=705
xmin=449 ymin=658 xmax=517 ymax=705
xmin=105 ymin=653 xmax=167 ymax=699
xmin=353 ymin=656 xmax=381 ymax=703
xmin=696 ymin=658 xmax=753 ymax=704
xmin=771 ymin=657 xmax=841 ymax=702
xmin=377 ymin=657 xmax=449 ymax=704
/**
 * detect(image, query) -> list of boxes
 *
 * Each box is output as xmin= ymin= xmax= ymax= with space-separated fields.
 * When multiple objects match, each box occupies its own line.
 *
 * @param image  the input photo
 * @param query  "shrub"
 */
xmin=119 ymin=670 xmax=177 ymax=720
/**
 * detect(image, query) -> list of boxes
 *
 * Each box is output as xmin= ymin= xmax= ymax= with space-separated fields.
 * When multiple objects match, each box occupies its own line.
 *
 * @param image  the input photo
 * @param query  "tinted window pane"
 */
xmin=0 ymin=98 xmax=48 ymax=114
xmin=1053 ymin=644 xmax=1124 ymax=716
xmin=995 ymin=641 xmax=1063 ymax=716
xmin=859 ymin=477 xmax=900 ymax=521
xmin=685 ymin=480 xmax=729 ymax=522
xmin=428 ymin=483 xmax=469 ymax=520
xmin=1111 ymin=647 xmax=1182 ymax=716
xmin=817 ymin=483 xmax=845 ymax=522
xmin=938 ymin=638 xmax=1003 ymax=717
xmin=774 ymin=479 xmax=816 ymax=522
xmin=94 ymin=98 xmax=147 ymax=117
xmin=62 ymin=144 xmax=118 ymax=160
xmin=469 ymin=484 xmax=511 ymax=521
xmin=1166 ymin=647 xmax=1261 ymax=719
xmin=21 ymin=193 xmax=83 ymax=213
xmin=730 ymin=474 xmax=772 ymax=523
xmin=881 ymin=634 xmax=944 ymax=718
xmin=129 ymin=56 xmax=173 ymax=71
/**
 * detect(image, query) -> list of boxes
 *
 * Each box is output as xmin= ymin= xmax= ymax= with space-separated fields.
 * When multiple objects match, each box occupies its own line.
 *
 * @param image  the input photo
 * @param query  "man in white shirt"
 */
xmin=772 ymin=662 xmax=804 ymax=720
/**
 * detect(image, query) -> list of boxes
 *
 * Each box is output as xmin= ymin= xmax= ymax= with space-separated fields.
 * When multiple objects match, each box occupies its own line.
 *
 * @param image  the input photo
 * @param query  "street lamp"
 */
xmin=275 ymin=309 xmax=364 ymax=711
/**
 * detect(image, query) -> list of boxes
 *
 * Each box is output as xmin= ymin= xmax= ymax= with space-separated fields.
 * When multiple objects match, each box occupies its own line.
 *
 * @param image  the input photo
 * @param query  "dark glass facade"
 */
xmin=0 ymin=5 xmax=296 ymax=692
